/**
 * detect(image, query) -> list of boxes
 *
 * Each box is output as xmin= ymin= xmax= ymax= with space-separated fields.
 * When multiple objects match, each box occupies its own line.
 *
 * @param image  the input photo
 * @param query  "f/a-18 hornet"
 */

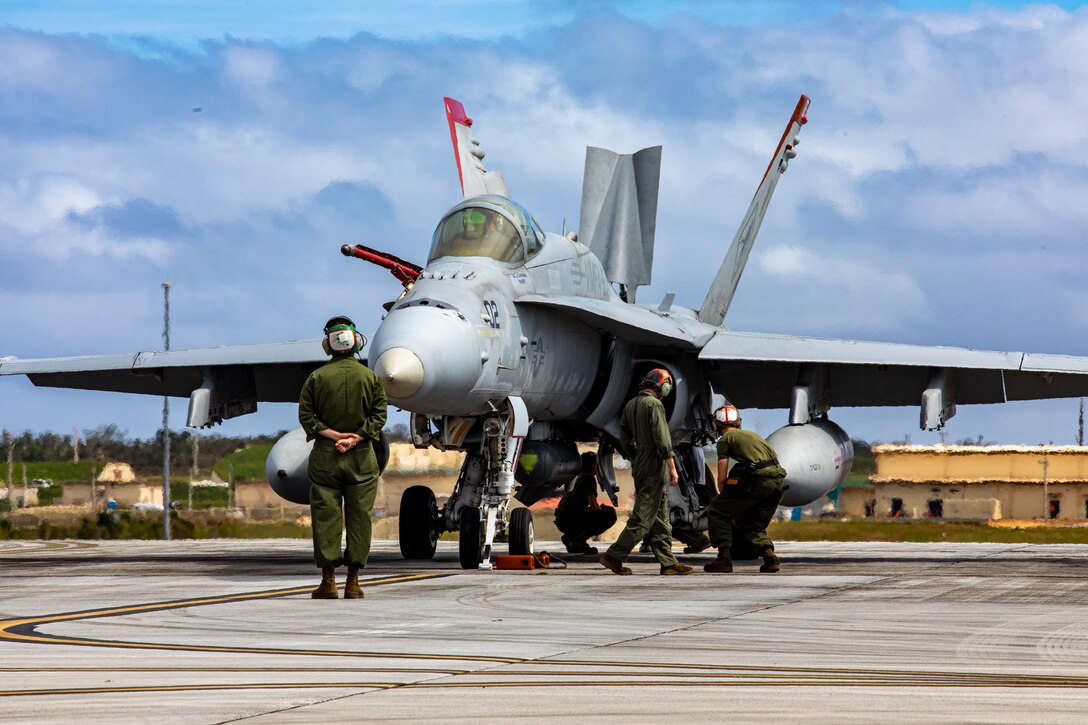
xmin=5 ymin=95 xmax=1088 ymax=568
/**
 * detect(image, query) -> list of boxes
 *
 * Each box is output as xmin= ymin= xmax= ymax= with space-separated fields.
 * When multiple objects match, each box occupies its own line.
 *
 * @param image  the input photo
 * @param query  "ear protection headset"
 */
xmin=322 ymin=315 xmax=366 ymax=356
xmin=641 ymin=368 xmax=674 ymax=398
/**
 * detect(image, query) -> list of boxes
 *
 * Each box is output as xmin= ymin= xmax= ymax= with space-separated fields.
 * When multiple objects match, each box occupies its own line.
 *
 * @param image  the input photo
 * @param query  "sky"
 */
xmin=3 ymin=0 xmax=1088 ymax=446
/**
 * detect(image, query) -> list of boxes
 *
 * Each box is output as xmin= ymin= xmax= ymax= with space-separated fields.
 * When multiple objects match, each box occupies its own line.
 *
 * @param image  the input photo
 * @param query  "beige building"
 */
xmin=62 ymin=481 xmax=162 ymax=508
xmin=97 ymin=462 xmax=136 ymax=483
xmin=840 ymin=445 xmax=1088 ymax=520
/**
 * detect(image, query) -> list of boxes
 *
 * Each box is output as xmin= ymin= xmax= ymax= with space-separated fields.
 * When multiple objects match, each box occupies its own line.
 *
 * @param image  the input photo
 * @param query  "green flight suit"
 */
xmin=707 ymin=427 xmax=786 ymax=553
xmin=298 ymin=354 xmax=388 ymax=569
xmin=605 ymin=390 xmax=679 ymax=567
xmin=555 ymin=472 xmax=616 ymax=544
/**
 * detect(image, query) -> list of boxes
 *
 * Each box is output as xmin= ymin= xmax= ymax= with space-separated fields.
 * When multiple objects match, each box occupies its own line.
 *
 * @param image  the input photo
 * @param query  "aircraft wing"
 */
xmin=444 ymin=97 xmax=508 ymax=197
xmin=700 ymin=330 xmax=1088 ymax=428
xmin=515 ymin=295 xmax=715 ymax=349
xmin=0 ymin=339 xmax=340 ymax=427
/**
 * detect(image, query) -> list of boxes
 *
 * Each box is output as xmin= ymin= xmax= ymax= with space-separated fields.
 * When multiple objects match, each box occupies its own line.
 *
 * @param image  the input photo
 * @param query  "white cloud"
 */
xmin=754 ymin=243 xmax=929 ymax=333
xmin=222 ymin=46 xmax=281 ymax=98
xmin=0 ymin=176 xmax=170 ymax=262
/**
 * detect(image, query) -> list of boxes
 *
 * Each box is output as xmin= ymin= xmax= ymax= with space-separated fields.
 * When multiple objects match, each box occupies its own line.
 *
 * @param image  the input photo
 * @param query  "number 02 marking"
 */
xmin=483 ymin=300 xmax=501 ymax=329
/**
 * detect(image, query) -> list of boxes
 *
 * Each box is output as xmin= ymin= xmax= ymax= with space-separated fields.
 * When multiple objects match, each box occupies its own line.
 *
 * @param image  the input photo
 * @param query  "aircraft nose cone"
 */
xmin=374 ymin=347 xmax=424 ymax=398
xmin=370 ymin=305 xmax=482 ymax=413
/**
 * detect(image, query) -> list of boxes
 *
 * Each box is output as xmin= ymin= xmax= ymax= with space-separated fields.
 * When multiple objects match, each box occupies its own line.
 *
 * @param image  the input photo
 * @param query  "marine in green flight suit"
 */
xmin=704 ymin=405 xmax=786 ymax=574
xmin=555 ymin=452 xmax=617 ymax=555
xmin=298 ymin=315 xmax=388 ymax=599
xmin=599 ymin=369 xmax=693 ymax=576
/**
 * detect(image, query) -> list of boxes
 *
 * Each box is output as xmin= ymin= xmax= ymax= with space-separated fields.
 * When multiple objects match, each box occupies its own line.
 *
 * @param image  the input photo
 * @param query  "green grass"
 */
xmin=212 ymin=443 xmax=273 ymax=481
xmin=171 ymin=483 xmax=230 ymax=508
xmin=770 ymin=519 xmax=1088 ymax=544
xmin=1 ymin=461 xmax=95 ymax=483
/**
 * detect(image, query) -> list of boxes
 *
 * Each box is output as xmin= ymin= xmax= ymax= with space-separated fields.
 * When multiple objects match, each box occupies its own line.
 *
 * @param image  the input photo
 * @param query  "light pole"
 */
xmin=1039 ymin=456 xmax=1050 ymax=521
xmin=4 ymin=430 xmax=13 ymax=509
xmin=162 ymin=282 xmax=172 ymax=541
xmin=189 ymin=431 xmax=198 ymax=511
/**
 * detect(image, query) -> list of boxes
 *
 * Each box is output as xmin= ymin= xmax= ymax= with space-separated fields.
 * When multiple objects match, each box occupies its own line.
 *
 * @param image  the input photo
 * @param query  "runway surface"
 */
xmin=3 ymin=538 xmax=1088 ymax=723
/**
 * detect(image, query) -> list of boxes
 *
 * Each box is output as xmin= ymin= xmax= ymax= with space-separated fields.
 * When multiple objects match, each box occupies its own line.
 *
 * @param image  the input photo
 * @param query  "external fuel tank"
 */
xmin=766 ymin=418 xmax=854 ymax=507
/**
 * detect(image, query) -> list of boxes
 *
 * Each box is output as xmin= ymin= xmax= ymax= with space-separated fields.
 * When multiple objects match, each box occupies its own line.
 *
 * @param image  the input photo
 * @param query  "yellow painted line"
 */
xmin=6 ymin=677 xmax=1088 ymax=698
xmin=1 ymin=667 xmax=1079 ymax=687
xmin=0 ymin=541 xmax=98 ymax=554
xmin=0 ymin=683 xmax=400 ymax=697
xmin=0 ymin=637 xmax=517 ymax=664
xmin=409 ymin=680 xmax=1088 ymax=689
xmin=542 ymin=659 xmax=1088 ymax=685
xmin=0 ymin=666 xmax=462 ymax=674
xmin=450 ymin=671 xmax=1088 ymax=684
xmin=2 ymin=572 xmax=438 ymax=628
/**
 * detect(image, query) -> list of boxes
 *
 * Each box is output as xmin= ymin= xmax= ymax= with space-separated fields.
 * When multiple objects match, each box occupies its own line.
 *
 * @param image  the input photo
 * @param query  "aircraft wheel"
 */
xmin=458 ymin=507 xmax=483 ymax=569
xmin=399 ymin=485 xmax=438 ymax=560
xmin=508 ymin=508 xmax=534 ymax=556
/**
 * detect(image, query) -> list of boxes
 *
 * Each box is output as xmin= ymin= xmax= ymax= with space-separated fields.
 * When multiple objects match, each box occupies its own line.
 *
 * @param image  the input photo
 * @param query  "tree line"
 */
xmin=3 ymin=425 xmax=280 ymax=475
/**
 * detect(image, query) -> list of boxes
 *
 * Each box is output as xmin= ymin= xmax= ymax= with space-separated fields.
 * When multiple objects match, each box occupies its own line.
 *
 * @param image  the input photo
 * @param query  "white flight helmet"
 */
xmin=714 ymin=404 xmax=742 ymax=427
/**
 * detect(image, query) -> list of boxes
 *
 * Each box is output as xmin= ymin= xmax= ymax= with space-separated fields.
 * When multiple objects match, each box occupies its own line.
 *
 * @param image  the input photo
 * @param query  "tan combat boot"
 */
xmin=599 ymin=553 xmax=632 ymax=575
xmin=660 ymin=563 xmax=694 ymax=575
xmin=311 ymin=566 xmax=339 ymax=599
xmin=344 ymin=564 xmax=364 ymax=599
xmin=703 ymin=548 xmax=733 ymax=573
xmin=759 ymin=546 xmax=780 ymax=573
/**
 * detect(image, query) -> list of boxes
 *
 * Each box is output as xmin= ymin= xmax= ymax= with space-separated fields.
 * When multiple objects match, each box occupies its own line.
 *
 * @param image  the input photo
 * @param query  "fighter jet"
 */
xmin=5 ymin=95 xmax=1088 ymax=569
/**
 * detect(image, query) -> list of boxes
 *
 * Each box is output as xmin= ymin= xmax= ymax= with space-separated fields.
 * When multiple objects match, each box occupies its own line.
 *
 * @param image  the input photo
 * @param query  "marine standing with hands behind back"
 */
xmin=299 ymin=316 xmax=388 ymax=599
xmin=704 ymin=405 xmax=787 ymax=574
xmin=599 ymin=369 xmax=693 ymax=576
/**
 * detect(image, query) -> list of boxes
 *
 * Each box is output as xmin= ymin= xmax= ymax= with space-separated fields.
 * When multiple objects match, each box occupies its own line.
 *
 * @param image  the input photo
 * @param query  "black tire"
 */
xmin=508 ymin=508 xmax=534 ymax=556
xmin=458 ymin=507 xmax=483 ymax=569
xmin=399 ymin=485 xmax=438 ymax=560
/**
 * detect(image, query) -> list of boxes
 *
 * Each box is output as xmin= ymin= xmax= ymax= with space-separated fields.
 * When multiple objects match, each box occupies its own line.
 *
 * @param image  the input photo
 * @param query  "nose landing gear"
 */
xmin=469 ymin=396 xmax=529 ymax=569
xmin=401 ymin=397 xmax=530 ymax=570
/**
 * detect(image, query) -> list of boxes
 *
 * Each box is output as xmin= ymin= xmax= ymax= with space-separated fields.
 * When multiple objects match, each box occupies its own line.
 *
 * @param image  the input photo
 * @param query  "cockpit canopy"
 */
xmin=429 ymin=195 xmax=544 ymax=264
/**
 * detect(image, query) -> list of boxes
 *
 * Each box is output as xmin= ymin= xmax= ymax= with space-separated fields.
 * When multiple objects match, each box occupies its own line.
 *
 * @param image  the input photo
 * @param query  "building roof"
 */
xmin=872 ymin=444 xmax=1088 ymax=455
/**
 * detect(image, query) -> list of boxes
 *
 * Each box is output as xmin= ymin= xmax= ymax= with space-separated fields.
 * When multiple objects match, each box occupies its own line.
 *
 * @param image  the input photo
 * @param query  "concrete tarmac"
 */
xmin=3 ymin=538 xmax=1088 ymax=723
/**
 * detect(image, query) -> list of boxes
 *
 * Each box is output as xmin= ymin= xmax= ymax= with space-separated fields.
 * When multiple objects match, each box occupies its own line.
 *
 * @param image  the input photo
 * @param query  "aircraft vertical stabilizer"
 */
xmin=444 ymin=97 xmax=509 ymax=198
xmin=578 ymin=145 xmax=662 ymax=302
xmin=697 ymin=95 xmax=810 ymax=327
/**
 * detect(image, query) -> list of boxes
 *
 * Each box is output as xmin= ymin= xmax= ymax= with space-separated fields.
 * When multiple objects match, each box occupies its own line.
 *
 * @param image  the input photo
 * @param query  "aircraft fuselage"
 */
xmin=370 ymin=229 xmax=613 ymax=420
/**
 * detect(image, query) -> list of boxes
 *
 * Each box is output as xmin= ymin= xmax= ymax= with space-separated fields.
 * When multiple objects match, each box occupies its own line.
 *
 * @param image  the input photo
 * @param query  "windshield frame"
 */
xmin=428 ymin=195 xmax=545 ymax=265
